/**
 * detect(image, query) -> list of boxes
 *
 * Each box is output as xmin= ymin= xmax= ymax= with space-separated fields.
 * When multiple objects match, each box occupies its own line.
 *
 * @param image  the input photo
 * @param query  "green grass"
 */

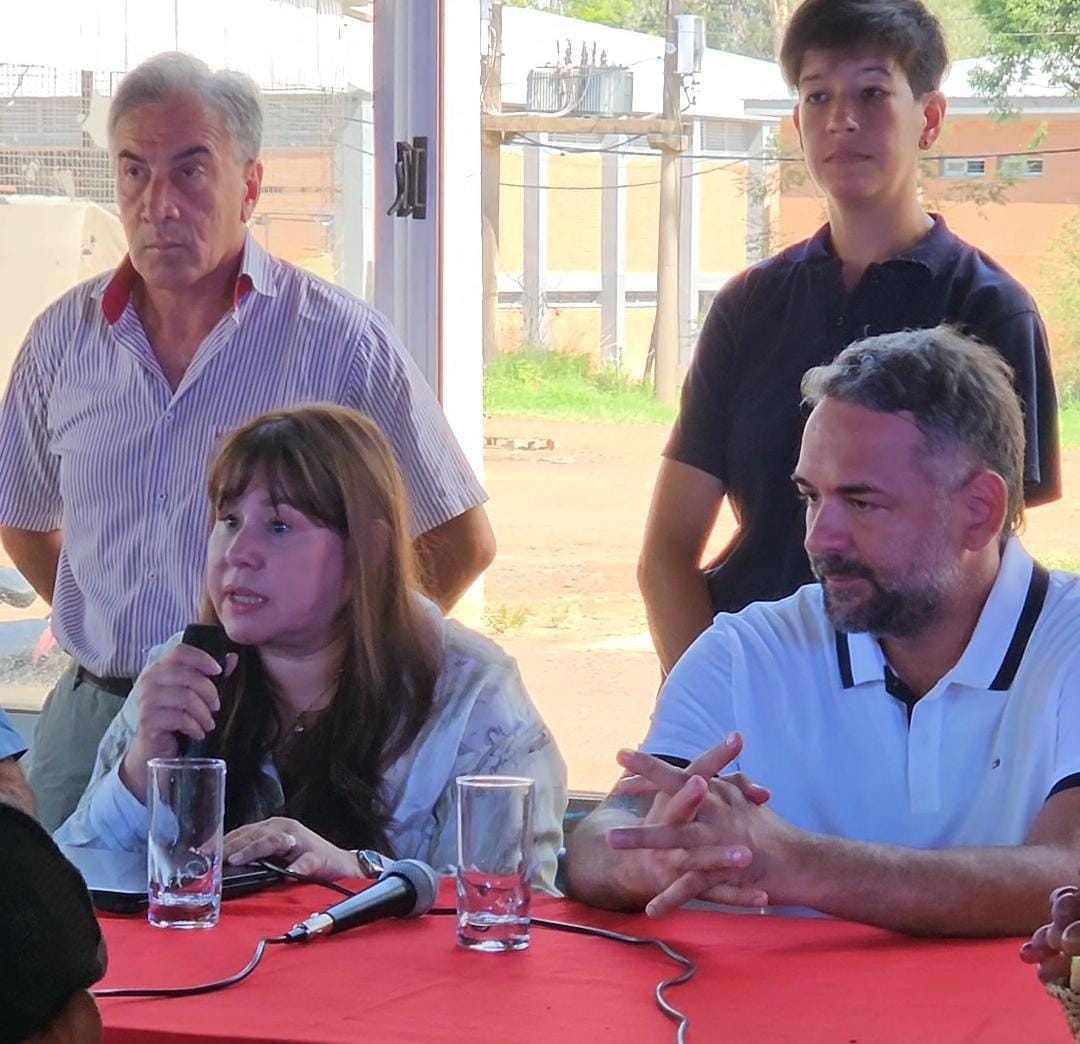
xmin=1036 ymin=552 xmax=1080 ymax=574
xmin=484 ymin=349 xmax=676 ymax=425
xmin=1060 ymin=401 xmax=1080 ymax=449
xmin=487 ymin=350 xmax=1080 ymax=447
xmin=482 ymin=602 xmax=532 ymax=634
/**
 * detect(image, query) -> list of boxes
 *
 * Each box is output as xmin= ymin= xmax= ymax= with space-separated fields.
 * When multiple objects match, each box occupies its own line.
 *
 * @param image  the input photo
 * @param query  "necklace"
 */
xmin=283 ymin=672 xmax=342 ymax=736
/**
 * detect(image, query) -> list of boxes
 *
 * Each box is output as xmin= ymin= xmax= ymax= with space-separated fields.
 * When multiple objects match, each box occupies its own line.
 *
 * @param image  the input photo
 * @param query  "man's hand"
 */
xmin=606 ymin=734 xmax=788 ymax=916
xmin=1021 ymin=886 xmax=1080 ymax=984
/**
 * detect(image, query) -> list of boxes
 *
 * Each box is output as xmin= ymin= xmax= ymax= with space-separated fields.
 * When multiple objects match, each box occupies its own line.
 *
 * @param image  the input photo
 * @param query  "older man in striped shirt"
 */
xmin=0 ymin=53 xmax=495 ymax=831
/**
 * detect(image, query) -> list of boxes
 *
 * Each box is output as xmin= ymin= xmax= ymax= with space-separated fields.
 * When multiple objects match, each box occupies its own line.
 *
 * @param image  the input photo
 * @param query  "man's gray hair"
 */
xmin=108 ymin=52 xmax=263 ymax=162
xmin=801 ymin=325 xmax=1025 ymax=536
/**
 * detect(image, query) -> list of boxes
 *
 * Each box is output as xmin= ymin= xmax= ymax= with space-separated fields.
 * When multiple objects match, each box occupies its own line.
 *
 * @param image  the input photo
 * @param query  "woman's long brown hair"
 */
xmin=200 ymin=404 xmax=439 ymax=853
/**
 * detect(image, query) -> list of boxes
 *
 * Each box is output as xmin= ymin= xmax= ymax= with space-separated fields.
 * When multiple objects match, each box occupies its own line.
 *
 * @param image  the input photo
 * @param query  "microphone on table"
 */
xmin=284 ymin=858 xmax=439 ymax=943
xmin=177 ymin=623 xmax=229 ymax=758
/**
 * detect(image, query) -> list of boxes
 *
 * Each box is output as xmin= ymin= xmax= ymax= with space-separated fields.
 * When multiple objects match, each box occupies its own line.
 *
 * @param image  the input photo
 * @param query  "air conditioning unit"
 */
xmin=526 ymin=66 xmax=634 ymax=117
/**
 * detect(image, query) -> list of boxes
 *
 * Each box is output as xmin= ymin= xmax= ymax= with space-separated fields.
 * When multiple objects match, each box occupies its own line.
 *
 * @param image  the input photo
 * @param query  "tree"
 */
xmin=969 ymin=1 xmax=1080 ymax=106
xmin=505 ymin=1 xmax=985 ymax=63
xmin=503 ymin=0 xmax=789 ymax=58
xmin=1043 ymin=210 xmax=1080 ymax=401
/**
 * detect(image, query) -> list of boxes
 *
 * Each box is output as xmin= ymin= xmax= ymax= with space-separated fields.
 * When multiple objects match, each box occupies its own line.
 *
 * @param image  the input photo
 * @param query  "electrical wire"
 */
xmin=91 ymin=879 xmax=698 ymax=1043
xmin=253 ymin=858 xmax=355 ymax=897
xmin=501 ymin=155 xmax=750 ymax=190
xmin=534 ymin=915 xmax=696 ymax=1044
xmin=92 ymin=867 xmax=355 ymax=998
xmin=94 ymin=934 xmax=292 ymax=999
xmin=498 ymin=141 xmax=1078 ymax=191
xmin=427 ymin=907 xmax=698 ymax=1044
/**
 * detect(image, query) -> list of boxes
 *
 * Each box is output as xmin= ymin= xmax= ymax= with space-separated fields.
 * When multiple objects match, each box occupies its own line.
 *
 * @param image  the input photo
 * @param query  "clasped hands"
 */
xmin=607 ymin=731 xmax=798 ymax=916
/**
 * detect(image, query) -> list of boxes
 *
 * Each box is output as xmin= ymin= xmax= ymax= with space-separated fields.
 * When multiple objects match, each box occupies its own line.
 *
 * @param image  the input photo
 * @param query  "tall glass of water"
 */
xmin=147 ymin=757 xmax=226 ymax=929
xmin=455 ymin=774 xmax=534 ymax=952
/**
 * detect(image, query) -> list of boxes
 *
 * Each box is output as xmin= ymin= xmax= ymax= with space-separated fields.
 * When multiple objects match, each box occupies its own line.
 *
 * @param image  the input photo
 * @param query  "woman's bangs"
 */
xmin=210 ymin=429 xmax=334 ymax=525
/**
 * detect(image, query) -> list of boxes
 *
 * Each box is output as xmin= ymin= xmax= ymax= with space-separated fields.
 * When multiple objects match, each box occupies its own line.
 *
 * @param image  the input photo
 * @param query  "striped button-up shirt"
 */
xmin=0 ymin=234 xmax=485 ymax=677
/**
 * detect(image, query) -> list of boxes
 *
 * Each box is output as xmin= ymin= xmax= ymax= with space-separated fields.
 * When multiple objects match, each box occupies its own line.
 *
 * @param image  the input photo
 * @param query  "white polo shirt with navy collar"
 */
xmin=643 ymin=538 xmax=1080 ymax=849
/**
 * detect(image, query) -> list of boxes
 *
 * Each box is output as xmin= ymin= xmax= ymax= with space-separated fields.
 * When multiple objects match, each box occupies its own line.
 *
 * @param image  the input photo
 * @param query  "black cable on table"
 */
xmin=93 ymin=869 xmax=354 ymax=999
xmin=94 ymin=934 xmax=291 ymax=998
xmin=95 ymin=879 xmax=698 ymax=1042
xmin=427 ymin=907 xmax=697 ymax=1043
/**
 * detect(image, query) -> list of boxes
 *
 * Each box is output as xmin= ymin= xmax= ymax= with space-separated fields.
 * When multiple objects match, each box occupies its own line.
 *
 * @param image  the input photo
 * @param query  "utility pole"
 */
xmin=652 ymin=0 xmax=682 ymax=405
xmin=479 ymin=7 xmax=685 ymax=372
xmin=481 ymin=1 xmax=503 ymax=367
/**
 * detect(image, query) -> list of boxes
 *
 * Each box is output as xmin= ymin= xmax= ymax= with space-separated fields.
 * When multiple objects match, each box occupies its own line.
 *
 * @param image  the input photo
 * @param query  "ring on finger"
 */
xmin=283 ymin=832 xmax=298 ymax=852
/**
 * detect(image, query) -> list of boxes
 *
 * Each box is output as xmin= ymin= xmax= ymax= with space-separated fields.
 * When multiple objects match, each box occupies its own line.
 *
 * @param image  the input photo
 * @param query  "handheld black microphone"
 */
xmin=284 ymin=859 xmax=439 ymax=942
xmin=177 ymin=623 xmax=228 ymax=758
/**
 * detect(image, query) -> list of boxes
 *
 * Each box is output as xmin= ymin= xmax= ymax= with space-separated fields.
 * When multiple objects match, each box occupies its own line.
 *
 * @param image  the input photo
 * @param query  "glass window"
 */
xmin=0 ymin=0 xmax=378 ymax=716
xmin=941 ymin=156 xmax=987 ymax=177
xmin=999 ymin=155 xmax=1044 ymax=177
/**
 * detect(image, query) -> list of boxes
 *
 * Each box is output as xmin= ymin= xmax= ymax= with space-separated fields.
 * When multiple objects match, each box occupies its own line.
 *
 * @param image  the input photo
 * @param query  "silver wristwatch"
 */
xmin=351 ymin=848 xmax=387 ymax=878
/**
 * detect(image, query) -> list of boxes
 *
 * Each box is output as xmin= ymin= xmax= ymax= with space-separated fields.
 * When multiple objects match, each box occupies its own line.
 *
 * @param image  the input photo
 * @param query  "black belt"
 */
xmin=74 ymin=666 xmax=135 ymax=699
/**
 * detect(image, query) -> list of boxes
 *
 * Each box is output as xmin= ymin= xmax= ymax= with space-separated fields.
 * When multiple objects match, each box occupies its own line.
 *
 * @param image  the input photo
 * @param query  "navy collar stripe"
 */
xmin=988 ymin=563 xmax=1050 ymax=691
xmin=835 ymin=628 xmax=854 ymax=688
xmin=833 ymin=562 xmax=1050 ymax=692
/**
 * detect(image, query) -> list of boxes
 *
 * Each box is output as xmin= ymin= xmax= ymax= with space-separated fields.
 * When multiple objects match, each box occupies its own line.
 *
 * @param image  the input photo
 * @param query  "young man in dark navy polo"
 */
xmin=570 ymin=327 xmax=1080 ymax=937
xmin=639 ymin=0 xmax=1060 ymax=675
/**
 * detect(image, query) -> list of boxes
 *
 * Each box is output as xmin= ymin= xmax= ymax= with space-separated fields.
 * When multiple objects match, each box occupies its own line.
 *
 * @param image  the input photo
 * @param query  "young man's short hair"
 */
xmin=780 ymin=0 xmax=948 ymax=97
xmin=0 ymin=802 xmax=107 ymax=1043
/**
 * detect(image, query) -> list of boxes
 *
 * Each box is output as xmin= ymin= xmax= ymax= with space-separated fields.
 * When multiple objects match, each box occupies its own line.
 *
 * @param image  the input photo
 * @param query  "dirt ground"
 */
xmin=479 ymin=415 xmax=1080 ymax=793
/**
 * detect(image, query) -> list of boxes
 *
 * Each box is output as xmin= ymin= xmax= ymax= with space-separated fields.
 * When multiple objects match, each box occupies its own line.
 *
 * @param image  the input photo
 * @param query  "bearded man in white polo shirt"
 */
xmin=0 ymin=52 xmax=495 ymax=831
xmin=566 ymin=325 xmax=1080 ymax=936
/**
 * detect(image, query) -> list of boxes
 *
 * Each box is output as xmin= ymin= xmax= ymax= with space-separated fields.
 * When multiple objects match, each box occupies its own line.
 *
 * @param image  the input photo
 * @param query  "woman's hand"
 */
xmin=118 ymin=643 xmax=236 ymax=801
xmin=224 ymin=817 xmax=360 ymax=880
xmin=1020 ymin=886 xmax=1080 ymax=985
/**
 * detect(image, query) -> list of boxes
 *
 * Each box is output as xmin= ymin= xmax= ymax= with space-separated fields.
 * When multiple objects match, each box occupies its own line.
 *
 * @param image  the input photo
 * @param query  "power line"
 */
xmin=498 ymin=142 xmax=1080 ymax=190
xmin=501 ymin=138 xmax=1080 ymax=174
xmin=500 ymin=156 xmax=749 ymax=190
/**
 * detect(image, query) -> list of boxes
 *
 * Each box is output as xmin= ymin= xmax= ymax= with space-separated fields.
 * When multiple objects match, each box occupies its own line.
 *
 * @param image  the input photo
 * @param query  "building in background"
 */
xmin=493 ymin=6 xmax=788 ymax=379
xmin=494 ymin=9 xmax=1080 ymax=388
xmin=755 ymin=58 xmax=1080 ymax=317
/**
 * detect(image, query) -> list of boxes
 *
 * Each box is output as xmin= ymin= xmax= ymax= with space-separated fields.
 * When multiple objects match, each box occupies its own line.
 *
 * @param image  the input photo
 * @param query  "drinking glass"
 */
xmin=147 ymin=757 xmax=226 ymax=929
xmin=455 ymin=774 xmax=534 ymax=952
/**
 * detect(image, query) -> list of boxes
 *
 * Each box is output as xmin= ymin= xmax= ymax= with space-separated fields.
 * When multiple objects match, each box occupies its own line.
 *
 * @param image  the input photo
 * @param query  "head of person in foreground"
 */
xmin=0 ymin=802 xmax=107 ymax=1043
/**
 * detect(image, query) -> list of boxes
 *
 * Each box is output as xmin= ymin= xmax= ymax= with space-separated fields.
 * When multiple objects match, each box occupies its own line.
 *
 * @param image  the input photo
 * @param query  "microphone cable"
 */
xmin=427 ymin=907 xmax=697 ymax=1044
xmin=93 ymin=868 xmax=698 ymax=1043
xmin=538 ymin=915 xmax=697 ymax=1044
xmin=252 ymin=857 xmax=356 ymax=897
xmin=94 ymin=933 xmax=291 ymax=999
xmin=93 ymin=862 xmax=348 ymax=999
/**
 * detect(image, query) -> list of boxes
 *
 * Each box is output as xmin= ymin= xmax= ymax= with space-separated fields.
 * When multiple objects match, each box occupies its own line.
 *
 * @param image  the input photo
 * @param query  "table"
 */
xmin=97 ymin=879 xmax=1071 ymax=1043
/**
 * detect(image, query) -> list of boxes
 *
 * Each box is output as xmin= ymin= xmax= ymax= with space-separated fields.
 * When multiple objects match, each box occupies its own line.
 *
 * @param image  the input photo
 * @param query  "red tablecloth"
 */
xmin=97 ymin=879 xmax=1070 ymax=1043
